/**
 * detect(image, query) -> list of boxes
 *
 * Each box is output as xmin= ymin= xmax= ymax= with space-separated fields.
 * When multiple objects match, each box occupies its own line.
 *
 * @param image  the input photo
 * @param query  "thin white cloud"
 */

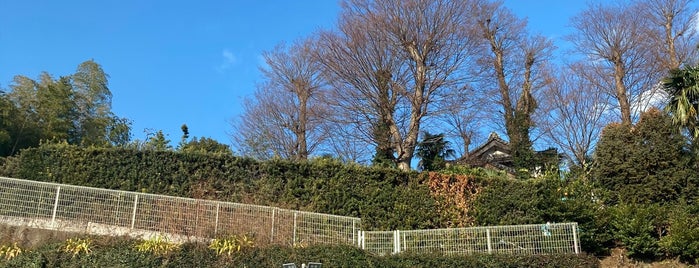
xmin=216 ymin=49 xmax=237 ymax=73
xmin=222 ymin=49 xmax=236 ymax=64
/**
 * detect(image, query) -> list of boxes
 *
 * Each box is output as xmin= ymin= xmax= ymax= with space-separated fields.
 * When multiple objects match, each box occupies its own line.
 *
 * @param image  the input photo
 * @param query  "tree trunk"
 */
xmin=614 ymin=59 xmax=632 ymax=124
xmin=296 ymin=80 xmax=309 ymax=160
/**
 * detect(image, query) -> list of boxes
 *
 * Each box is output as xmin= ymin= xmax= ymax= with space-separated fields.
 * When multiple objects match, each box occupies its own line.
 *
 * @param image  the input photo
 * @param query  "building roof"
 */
xmin=469 ymin=132 xmax=511 ymax=159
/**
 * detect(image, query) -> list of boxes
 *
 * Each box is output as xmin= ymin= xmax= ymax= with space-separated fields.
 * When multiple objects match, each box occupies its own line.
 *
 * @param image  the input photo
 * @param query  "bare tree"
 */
xmin=317 ymin=0 xmax=479 ymax=170
xmin=433 ymin=84 xmax=486 ymax=159
xmin=539 ymin=63 xmax=613 ymax=174
xmin=569 ymin=2 xmax=657 ymax=124
xmin=474 ymin=0 xmax=554 ymax=170
xmin=232 ymin=39 xmax=329 ymax=160
xmin=315 ymin=6 xmax=406 ymax=166
xmin=635 ymin=0 xmax=698 ymax=71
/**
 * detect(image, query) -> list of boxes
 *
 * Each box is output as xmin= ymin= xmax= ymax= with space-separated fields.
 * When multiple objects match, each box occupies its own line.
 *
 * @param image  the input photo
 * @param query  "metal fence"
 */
xmin=358 ymin=222 xmax=579 ymax=256
xmin=0 ymin=176 xmax=360 ymax=246
xmin=0 ymin=176 xmax=580 ymax=256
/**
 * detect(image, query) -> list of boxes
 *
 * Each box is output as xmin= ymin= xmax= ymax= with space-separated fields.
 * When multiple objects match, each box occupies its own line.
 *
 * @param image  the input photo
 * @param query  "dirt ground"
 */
xmin=0 ymin=224 xmax=78 ymax=249
xmin=599 ymin=248 xmax=694 ymax=268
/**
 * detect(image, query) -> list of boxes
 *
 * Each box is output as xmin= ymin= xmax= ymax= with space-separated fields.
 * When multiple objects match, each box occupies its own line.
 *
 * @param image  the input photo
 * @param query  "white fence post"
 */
xmin=131 ymin=194 xmax=138 ymax=229
xmin=393 ymin=230 xmax=401 ymax=254
xmin=293 ymin=212 xmax=298 ymax=246
xmin=572 ymin=223 xmax=579 ymax=254
xmin=361 ymin=231 xmax=365 ymax=249
xmin=214 ymin=203 xmax=220 ymax=235
xmin=486 ymin=228 xmax=492 ymax=253
xmin=270 ymin=208 xmax=276 ymax=244
xmin=51 ymin=186 xmax=61 ymax=228
xmin=357 ymin=231 xmax=366 ymax=249
xmin=402 ymin=231 xmax=406 ymax=253
xmin=352 ymin=220 xmax=356 ymax=244
xmin=194 ymin=201 xmax=200 ymax=235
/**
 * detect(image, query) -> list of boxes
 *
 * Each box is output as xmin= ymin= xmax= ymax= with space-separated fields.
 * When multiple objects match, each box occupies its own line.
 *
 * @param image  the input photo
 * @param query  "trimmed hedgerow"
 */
xmin=0 ymin=143 xmax=439 ymax=231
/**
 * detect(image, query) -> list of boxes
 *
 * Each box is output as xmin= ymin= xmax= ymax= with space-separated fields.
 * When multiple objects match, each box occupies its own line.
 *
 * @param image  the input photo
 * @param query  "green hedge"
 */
xmin=470 ymin=173 xmax=699 ymax=263
xmin=472 ymin=175 xmax=614 ymax=255
xmin=0 ymin=143 xmax=439 ymax=231
xmin=0 ymin=236 xmax=600 ymax=268
xmin=5 ymin=143 xmax=699 ymax=263
xmin=608 ymin=203 xmax=699 ymax=263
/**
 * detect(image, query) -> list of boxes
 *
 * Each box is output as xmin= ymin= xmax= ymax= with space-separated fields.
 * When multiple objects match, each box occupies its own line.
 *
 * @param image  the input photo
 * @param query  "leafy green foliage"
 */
xmin=0 ymin=94 xmax=26 ymax=156
xmin=371 ymin=120 xmax=397 ymax=168
xmin=604 ymin=203 xmax=699 ymax=263
xmin=0 ymin=143 xmax=438 ymax=231
xmin=180 ymin=137 xmax=232 ymax=155
xmin=208 ymin=234 xmax=255 ymax=256
xmin=663 ymin=65 xmax=699 ymax=144
xmin=471 ymin=174 xmax=614 ymax=255
xmin=659 ymin=204 xmax=699 ymax=264
xmin=0 ymin=235 xmax=600 ymax=268
xmin=609 ymin=204 xmax=665 ymax=259
xmin=143 ymin=130 xmax=173 ymax=151
xmin=415 ymin=132 xmax=455 ymax=171
xmin=135 ymin=235 xmax=179 ymax=256
xmin=592 ymin=109 xmax=698 ymax=205
xmin=0 ymin=60 xmax=132 ymax=157
xmin=177 ymin=124 xmax=232 ymax=155
xmin=510 ymin=111 xmax=537 ymax=179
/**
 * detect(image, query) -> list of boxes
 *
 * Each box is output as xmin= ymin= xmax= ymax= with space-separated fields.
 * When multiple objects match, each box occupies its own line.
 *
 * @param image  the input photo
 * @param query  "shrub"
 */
xmin=61 ymin=238 xmax=92 ymax=257
xmin=426 ymin=172 xmax=487 ymax=227
xmin=659 ymin=204 xmax=699 ymax=264
xmin=209 ymin=234 xmax=255 ymax=256
xmin=134 ymin=235 xmax=179 ymax=256
xmin=471 ymin=173 xmax=614 ymax=255
xmin=0 ymin=233 xmax=600 ymax=268
xmin=0 ymin=243 xmax=22 ymax=260
xmin=609 ymin=204 xmax=666 ymax=259
xmin=592 ymin=109 xmax=697 ymax=205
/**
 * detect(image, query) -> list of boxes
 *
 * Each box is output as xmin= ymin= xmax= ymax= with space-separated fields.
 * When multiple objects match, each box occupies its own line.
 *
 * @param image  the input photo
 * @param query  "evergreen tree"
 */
xmin=415 ymin=132 xmax=455 ymax=171
xmin=178 ymin=124 xmax=231 ymax=155
xmin=144 ymin=130 xmax=172 ymax=151
xmin=1 ymin=60 xmax=131 ymax=156
xmin=592 ymin=108 xmax=697 ymax=205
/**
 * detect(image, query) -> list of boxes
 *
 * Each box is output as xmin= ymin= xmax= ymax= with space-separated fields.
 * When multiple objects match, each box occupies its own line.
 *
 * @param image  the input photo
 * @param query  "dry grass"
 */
xmin=600 ymin=248 xmax=693 ymax=268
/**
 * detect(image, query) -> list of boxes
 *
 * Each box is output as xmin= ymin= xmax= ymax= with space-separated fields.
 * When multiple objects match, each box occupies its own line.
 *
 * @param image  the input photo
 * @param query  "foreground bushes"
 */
xmin=607 ymin=203 xmax=699 ymax=264
xmin=0 ymin=236 xmax=599 ymax=268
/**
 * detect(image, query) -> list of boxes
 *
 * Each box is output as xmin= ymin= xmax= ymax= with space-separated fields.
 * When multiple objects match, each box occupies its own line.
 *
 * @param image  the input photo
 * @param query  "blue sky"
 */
xmin=0 ymin=0 xmax=587 ymax=147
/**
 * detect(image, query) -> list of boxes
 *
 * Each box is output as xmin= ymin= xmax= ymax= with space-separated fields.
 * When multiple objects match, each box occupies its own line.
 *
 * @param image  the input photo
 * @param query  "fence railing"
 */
xmin=358 ymin=223 xmax=579 ymax=256
xmin=0 ymin=176 xmax=579 ymax=256
xmin=0 ymin=176 xmax=360 ymax=246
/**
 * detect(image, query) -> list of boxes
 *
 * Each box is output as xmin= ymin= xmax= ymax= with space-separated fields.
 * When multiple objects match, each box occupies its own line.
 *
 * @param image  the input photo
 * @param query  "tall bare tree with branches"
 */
xmin=232 ymin=39 xmax=329 ymax=160
xmin=317 ymin=0 xmax=479 ymax=170
xmin=473 ymin=0 xmax=554 ymax=172
xmin=539 ymin=63 xmax=613 ymax=175
xmin=315 ymin=4 xmax=406 ymax=166
xmin=635 ymin=0 xmax=698 ymax=72
xmin=569 ymin=2 xmax=657 ymax=124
